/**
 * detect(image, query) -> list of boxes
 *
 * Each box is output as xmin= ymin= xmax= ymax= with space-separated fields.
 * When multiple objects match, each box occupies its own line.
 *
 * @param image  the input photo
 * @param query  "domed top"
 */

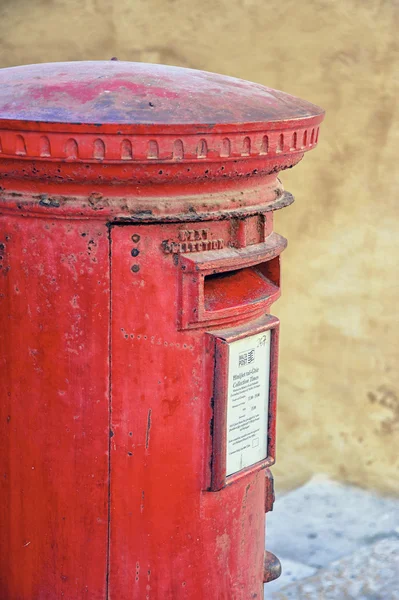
xmin=0 ymin=61 xmax=324 ymax=208
xmin=0 ymin=62 xmax=325 ymax=221
xmin=0 ymin=61 xmax=324 ymax=133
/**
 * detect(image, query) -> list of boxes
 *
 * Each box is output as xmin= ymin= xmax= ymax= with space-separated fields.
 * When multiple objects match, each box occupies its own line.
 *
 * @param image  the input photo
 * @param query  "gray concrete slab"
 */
xmin=265 ymin=559 xmax=317 ymax=595
xmin=272 ymin=538 xmax=399 ymax=599
xmin=263 ymin=475 xmax=399 ymax=598
xmin=266 ymin=475 xmax=399 ymax=569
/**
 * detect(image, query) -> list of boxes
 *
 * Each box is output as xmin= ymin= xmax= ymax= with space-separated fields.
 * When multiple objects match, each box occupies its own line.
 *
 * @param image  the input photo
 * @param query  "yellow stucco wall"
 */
xmin=0 ymin=0 xmax=398 ymax=494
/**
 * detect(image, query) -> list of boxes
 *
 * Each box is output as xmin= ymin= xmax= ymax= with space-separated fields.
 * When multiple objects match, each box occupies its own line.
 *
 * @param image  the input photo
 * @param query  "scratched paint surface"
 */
xmin=0 ymin=62 xmax=323 ymax=127
xmin=0 ymin=216 xmax=110 ymax=599
xmin=109 ymin=224 xmax=267 ymax=599
xmin=0 ymin=60 xmax=323 ymax=598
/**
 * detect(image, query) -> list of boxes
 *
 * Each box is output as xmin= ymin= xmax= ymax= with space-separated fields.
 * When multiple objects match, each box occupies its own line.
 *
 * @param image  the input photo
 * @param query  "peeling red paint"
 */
xmin=0 ymin=61 xmax=324 ymax=599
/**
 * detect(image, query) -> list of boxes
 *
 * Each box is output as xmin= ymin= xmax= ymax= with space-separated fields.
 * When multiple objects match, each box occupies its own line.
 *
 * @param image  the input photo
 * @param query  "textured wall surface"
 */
xmin=0 ymin=0 xmax=397 ymax=494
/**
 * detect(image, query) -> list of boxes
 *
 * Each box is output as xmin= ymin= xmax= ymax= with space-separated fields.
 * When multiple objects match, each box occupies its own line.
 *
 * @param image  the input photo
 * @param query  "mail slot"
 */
xmin=179 ymin=232 xmax=287 ymax=329
xmin=204 ymin=264 xmax=279 ymax=312
xmin=0 ymin=61 xmax=324 ymax=599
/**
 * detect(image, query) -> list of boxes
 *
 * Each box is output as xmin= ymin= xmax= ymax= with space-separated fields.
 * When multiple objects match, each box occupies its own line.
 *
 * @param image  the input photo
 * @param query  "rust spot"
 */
xmin=263 ymin=551 xmax=281 ymax=583
xmin=88 ymin=192 xmax=103 ymax=206
xmin=145 ymin=409 xmax=152 ymax=449
xmin=39 ymin=195 xmax=60 ymax=208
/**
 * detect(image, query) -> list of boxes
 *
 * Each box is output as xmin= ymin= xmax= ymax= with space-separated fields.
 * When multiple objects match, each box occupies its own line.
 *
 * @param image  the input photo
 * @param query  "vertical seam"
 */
xmin=106 ymin=223 xmax=112 ymax=599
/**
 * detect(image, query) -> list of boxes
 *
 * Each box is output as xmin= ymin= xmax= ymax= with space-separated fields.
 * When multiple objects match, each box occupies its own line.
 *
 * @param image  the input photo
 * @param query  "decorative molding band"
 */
xmin=0 ymin=127 xmax=320 ymax=164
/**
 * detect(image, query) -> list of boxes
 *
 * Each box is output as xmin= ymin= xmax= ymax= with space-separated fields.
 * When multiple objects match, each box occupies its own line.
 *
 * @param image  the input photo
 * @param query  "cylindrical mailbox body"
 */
xmin=0 ymin=62 xmax=324 ymax=599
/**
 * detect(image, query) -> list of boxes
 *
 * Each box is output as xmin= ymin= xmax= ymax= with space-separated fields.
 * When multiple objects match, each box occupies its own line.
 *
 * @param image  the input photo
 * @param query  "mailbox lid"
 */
xmin=0 ymin=61 xmax=324 ymax=220
xmin=0 ymin=61 xmax=324 ymax=133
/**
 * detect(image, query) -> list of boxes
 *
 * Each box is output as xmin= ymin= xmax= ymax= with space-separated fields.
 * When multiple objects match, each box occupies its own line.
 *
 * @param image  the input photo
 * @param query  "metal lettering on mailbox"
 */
xmin=0 ymin=61 xmax=324 ymax=599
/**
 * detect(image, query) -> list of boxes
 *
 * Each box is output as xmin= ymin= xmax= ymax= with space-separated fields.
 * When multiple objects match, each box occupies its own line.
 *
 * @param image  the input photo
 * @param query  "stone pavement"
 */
xmin=264 ymin=475 xmax=399 ymax=599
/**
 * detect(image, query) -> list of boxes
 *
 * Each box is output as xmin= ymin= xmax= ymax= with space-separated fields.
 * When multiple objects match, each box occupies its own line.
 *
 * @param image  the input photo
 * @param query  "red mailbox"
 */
xmin=0 ymin=61 xmax=324 ymax=599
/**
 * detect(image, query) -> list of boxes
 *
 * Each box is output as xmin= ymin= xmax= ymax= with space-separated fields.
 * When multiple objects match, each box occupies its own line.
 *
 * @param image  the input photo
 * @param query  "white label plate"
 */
xmin=226 ymin=330 xmax=271 ymax=477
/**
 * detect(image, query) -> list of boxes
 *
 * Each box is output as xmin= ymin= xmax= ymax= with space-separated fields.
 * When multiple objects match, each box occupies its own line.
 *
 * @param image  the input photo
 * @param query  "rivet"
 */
xmin=131 ymin=264 xmax=140 ymax=273
xmin=131 ymin=234 xmax=140 ymax=243
xmin=131 ymin=248 xmax=140 ymax=257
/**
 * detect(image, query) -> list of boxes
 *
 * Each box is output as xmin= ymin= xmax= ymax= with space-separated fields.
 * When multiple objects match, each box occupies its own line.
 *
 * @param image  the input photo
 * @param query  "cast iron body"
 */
xmin=0 ymin=61 xmax=324 ymax=599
